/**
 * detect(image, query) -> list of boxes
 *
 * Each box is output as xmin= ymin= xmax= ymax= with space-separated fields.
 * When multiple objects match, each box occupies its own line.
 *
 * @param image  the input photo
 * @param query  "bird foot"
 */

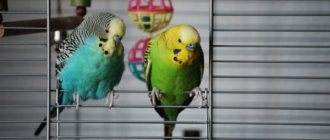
xmin=73 ymin=93 xmax=80 ymax=109
xmin=189 ymin=87 xmax=206 ymax=108
xmin=105 ymin=90 xmax=118 ymax=108
xmin=149 ymin=87 xmax=162 ymax=106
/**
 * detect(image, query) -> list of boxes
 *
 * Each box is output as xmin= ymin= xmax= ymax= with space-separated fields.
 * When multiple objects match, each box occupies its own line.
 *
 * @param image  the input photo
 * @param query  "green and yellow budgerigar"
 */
xmin=34 ymin=12 xmax=126 ymax=136
xmin=144 ymin=24 xmax=205 ymax=139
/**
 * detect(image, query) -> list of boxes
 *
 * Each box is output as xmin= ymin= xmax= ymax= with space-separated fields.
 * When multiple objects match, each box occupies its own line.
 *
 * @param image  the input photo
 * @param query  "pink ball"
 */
xmin=128 ymin=38 xmax=151 ymax=82
xmin=129 ymin=38 xmax=151 ymax=62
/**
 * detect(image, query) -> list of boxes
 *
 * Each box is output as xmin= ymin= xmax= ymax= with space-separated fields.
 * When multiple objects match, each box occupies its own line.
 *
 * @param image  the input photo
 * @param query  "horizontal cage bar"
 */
xmin=2 ymin=105 xmax=330 ymax=111
xmin=2 ymin=89 xmax=328 ymax=95
xmin=0 ymin=42 xmax=46 ymax=45
xmin=213 ymin=106 xmax=330 ymax=110
xmin=51 ymin=89 xmax=208 ymax=94
xmin=0 ymin=89 xmax=207 ymax=94
xmin=214 ymin=138 xmax=329 ymax=140
xmin=0 ymin=137 xmax=46 ymax=139
xmin=0 ymin=27 xmax=47 ymax=30
xmin=53 ymin=120 xmax=207 ymax=124
xmin=213 ymin=13 xmax=330 ymax=16
xmin=54 ymin=136 xmax=208 ymax=139
xmin=0 ymin=89 xmax=46 ymax=92
xmin=0 ymin=11 xmax=46 ymax=14
xmin=0 ymin=120 xmax=207 ymax=124
xmin=212 ymin=60 xmax=330 ymax=63
xmin=0 ymin=120 xmax=46 ymax=123
xmin=0 ymin=73 xmax=46 ymax=76
xmin=0 ymin=105 xmax=46 ymax=108
xmin=0 ymin=104 xmax=208 ymax=109
xmin=215 ymin=0 xmax=329 ymax=1
xmin=213 ymin=90 xmax=330 ymax=95
xmin=213 ymin=28 xmax=330 ymax=32
xmin=0 ymin=58 xmax=47 ymax=62
xmin=213 ymin=75 xmax=330 ymax=79
xmin=5 ymin=121 xmax=327 ymax=127
xmin=55 ymin=105 xmax=208 ymax=109
xmin=213 ymin=121 xmax=330 ymax=126
xmin=212 ymin=45 xmax=330 ymax=48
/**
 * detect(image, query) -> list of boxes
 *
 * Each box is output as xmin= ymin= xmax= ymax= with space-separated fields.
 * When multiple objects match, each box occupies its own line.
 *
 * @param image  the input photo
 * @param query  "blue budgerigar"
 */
xmin=34 ymin=12 xmax=126 ymax=136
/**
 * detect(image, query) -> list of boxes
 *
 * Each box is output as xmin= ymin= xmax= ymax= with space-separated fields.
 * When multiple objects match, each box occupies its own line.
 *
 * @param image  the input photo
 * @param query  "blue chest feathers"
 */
xmin=59 ymin=36 xmax=124 ymax=105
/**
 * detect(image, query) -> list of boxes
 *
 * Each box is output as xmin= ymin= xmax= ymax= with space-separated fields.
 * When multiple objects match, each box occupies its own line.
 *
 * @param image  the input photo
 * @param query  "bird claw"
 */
xmin=190 ymin=87 xmax=206 ymax=108
xmin=149 ymin=87 xmax=162 ymax=106
xmin=105 ymin=90 xmax=118 ymax=109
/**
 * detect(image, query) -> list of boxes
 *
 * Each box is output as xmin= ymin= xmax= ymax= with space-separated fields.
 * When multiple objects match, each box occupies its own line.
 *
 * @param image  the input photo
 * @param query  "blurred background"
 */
xmin=1 ymin=0 xmax=330 ymax=139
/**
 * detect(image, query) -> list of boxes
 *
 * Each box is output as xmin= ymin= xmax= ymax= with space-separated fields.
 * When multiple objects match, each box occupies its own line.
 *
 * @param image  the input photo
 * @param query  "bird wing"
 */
xmin=55 ymin=28 xmax=85 ymax=75
xmin=198 ymin=43 xmax=204 ymax=84
xmin=144 ymin=38 xmax=153 ymax=91
xmin=143 ymin=38 xmax=169 ymax=119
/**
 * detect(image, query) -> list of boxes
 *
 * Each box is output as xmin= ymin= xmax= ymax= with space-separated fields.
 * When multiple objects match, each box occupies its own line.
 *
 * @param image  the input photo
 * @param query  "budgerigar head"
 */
xmin=164 ymin=24 xmax=201 ymax=66
xmin=82 ymin=13 xmax=126 ymax=57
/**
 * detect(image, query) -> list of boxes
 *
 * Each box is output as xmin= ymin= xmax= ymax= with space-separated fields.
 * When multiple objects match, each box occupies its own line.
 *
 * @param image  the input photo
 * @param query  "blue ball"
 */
xmin=128 ymin=62 xmax=145 ymax=82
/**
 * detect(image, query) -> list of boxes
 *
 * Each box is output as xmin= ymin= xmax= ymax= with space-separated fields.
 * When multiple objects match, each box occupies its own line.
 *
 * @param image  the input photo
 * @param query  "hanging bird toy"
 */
xmin=127 ymin=0 xmax=174 ymax=82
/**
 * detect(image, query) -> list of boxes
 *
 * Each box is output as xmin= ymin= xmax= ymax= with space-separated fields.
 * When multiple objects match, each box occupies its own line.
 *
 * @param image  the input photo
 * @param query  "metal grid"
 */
xmin=0 ymin=0 xmax=48 ymax=139
xmin=1 ymin=0 xmax=330 ymax=140
xmin=210 ymin=0 xmax=330 ymax=139
xmin=0 ymin=0 xmax=210 ymax=139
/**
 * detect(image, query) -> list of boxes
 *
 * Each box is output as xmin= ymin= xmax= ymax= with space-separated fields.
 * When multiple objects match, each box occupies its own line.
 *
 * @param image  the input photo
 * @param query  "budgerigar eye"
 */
xmin=105 ymin=29 xmax=109 ymax=33
xmin=178 ymin=38 xmax=182 ymax=43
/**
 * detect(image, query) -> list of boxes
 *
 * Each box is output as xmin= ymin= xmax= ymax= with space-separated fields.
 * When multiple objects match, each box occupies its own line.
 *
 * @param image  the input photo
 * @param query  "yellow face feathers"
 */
xmin=100 ymin=17 xmax=126 ymax=57
xmin=109 ymin=17 xmax=126 ymax=40
xmin=178 ymin=26 xmax=200 ymax=46
xmin=164 ymin=25 xmax=201 ymax=66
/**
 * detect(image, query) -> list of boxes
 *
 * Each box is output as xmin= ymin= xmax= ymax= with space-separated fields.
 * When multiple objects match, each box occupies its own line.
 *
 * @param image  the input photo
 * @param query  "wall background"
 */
xmin=1 ymin=0 xmax=330 ymax=139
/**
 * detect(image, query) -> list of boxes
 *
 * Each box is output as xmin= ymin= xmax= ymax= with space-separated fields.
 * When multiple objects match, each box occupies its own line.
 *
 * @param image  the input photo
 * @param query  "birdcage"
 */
xmin=1 ymin=0 xmax=330 ymax=140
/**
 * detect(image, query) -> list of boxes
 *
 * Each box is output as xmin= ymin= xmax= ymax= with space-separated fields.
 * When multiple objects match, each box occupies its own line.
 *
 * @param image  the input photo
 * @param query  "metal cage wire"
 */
xmin=211 ymin=0 xmax=330 ymax=140
xmin=0 ymin=0 xmax=330 ymax=139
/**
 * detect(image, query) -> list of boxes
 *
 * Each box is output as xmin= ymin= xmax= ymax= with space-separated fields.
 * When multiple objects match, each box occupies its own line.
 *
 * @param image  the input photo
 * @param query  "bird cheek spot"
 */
xmin=173 ymin=56 xmax=183 ymax=64
xmin=100 ymin=38 xmax=108 ymax=42
xmin=173 ymin=49 xmax=181 ymax=55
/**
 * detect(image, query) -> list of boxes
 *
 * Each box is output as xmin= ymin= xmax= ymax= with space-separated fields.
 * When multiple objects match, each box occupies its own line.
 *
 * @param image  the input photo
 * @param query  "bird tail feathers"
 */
xmin=164 ymin=119 xmax=175 ymax=140
xmin=34 ymin=106 xmax=65 ymax=136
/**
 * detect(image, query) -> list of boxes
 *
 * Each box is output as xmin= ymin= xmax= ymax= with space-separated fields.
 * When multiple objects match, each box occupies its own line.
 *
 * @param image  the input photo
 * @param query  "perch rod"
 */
xmin=0 ymin=16 xmax=83 ymax=37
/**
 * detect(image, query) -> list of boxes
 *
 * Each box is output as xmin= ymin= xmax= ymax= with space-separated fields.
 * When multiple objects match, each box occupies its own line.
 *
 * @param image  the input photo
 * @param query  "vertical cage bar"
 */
xmin=56 ymin=88 xmax=60 ymax=140
xmin=208 ymin=0 xmax=214 ymax=139
xmin=46 ymin=0 xmax=51 ymax=139
xmin=205 ymin=88 xmax=210 ymax=140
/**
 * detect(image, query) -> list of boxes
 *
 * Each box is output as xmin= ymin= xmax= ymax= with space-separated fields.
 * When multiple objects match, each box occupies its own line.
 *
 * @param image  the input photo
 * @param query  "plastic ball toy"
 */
xmin=128 ymin=0 xmax=173 ymax=33
xmin=71 ymin=0 xmax=91 ymax=16
xmin=128 ymin=38 xmax=151 ymax=82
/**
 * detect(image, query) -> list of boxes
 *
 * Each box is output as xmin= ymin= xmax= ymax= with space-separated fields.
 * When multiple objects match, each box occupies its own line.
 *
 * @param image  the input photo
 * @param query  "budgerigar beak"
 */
xmin=113 ymin=35 xmax=121 ymax=42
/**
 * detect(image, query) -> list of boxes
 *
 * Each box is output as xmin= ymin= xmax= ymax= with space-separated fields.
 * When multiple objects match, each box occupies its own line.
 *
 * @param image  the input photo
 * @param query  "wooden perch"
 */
xmin=0 ymin=16 xmax=83 ymax=38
